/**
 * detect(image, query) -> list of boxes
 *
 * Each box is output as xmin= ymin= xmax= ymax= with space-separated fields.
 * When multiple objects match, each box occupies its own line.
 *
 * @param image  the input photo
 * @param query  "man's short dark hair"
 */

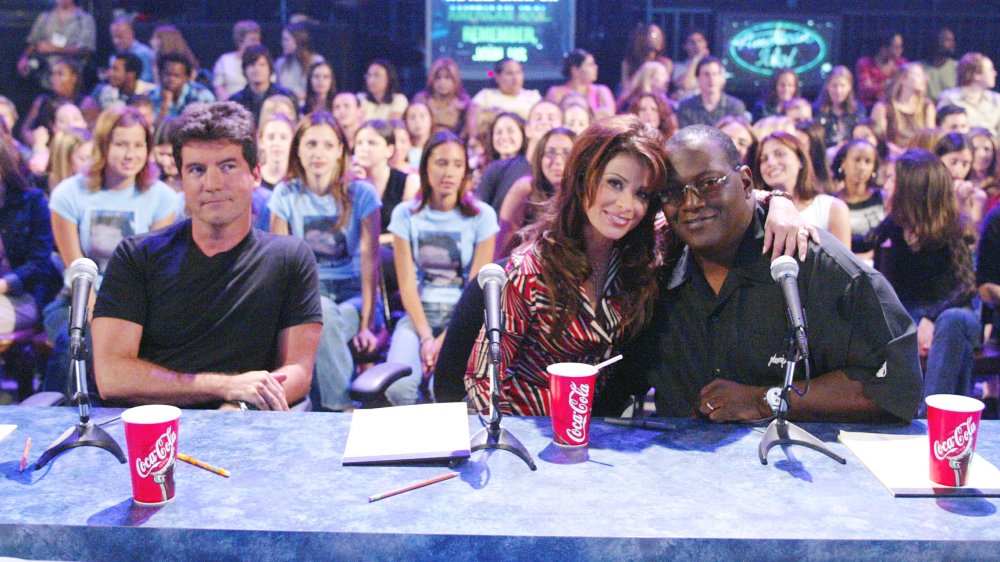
xmin=695 ymin=55 xmax=723 ymax=77
xmin=241 ymin=44 xmax=273 ymax=73
xmin=667 ymin=124 xmax=742 ymax=170
xmin=157 ymin=51 xmax=192 ymax=76
xmin=936 ymin=104 xmax=967 ymax=126
xmin=114 ymin=51 xmax=143 ymax=78
xmin=171 ymin=102 xmax=258 ymax=169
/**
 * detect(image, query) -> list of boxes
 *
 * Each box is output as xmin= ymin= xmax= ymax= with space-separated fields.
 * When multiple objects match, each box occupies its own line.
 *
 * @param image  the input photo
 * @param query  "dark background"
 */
xmin=2 ymin=0 xmax=998 ymax=130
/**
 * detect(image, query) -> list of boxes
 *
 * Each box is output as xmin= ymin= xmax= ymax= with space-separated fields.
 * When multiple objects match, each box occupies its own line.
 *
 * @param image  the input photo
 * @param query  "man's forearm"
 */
xmin=786 ymin=370 xmax=884 ymax=422
xmin=95 ymin=354 xmax=232 ymax=406
xmin=270 ymin=363 xmax=310 ymax=405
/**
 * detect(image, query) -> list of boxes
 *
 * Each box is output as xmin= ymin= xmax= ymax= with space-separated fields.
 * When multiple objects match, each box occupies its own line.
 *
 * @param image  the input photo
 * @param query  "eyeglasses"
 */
xmin=543 ymin=148 xmax=571 ymax=161
xmin=659 ymin=168 xmax=741 ymax=207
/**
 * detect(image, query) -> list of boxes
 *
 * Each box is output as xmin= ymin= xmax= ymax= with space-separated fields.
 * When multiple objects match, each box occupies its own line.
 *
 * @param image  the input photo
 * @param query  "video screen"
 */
xmin=716 ymin=15 xmax=842 ymax=96
xmin=426 ymin=0 xmax=576 ymax=82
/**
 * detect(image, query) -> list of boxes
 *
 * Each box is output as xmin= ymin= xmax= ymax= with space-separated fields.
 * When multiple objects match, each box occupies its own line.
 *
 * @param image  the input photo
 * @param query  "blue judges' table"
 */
xmin=1 ymin=405 xmax=999 ymax=561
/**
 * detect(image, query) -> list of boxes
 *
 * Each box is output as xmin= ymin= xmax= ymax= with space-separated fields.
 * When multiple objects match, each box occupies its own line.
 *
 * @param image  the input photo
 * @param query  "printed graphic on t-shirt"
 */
xmin=417 ymin=231 xmax=463 ymax=288
xmin=303 ymin=215 xmax=348 ymax=267
xmin=89 ymin=209 xmax=135 ymax=272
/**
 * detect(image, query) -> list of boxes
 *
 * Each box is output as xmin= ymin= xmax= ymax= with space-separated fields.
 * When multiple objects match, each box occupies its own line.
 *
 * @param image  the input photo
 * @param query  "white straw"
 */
xmin=594 ymin=354 xmax=623 ymax=370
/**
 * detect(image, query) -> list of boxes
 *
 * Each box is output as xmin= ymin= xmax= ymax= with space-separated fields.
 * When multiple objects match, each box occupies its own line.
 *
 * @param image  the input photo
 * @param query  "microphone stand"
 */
xmin=470 ymin=312 xmax=537 ymax=471
xmin=758 ymin=330 xmax=846 ymax=465
xmin=35 ymin=335 xmax=126 ymax=470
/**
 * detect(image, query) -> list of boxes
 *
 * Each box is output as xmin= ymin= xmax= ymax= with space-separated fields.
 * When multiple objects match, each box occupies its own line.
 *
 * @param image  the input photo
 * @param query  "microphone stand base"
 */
xmin=758 ymin=418 xmax=846 ymax=465
xmin=471 ymin=421 xmax=537 ymax=471
xmin=34 ymin=420 xmax=127 ymax=471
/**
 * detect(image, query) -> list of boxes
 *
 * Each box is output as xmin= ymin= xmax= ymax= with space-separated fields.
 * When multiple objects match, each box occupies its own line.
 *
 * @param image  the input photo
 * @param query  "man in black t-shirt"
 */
xmin=625 ymin=125 xmax=921 ymax=422
xmin=93 ymin=102 xmax=322 ymax=410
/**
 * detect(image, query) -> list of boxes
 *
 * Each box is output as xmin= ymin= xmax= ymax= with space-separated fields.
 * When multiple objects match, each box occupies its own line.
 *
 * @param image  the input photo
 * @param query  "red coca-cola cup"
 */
xmin=547 ymin=363 xmax=598 ymax=447
xmin=926 ymin=394 xmax=984 ymax=487
xmin=122 ymin=405 xmax=181 ymax=505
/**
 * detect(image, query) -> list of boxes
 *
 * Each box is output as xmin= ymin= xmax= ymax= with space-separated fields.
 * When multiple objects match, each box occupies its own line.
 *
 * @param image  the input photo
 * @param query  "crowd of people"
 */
xmin=1 ymin=3 xmax=997 ymax=420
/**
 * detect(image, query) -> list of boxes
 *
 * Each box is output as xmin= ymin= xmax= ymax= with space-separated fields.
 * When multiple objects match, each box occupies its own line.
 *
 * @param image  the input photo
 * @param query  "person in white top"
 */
xmin=212 ymin=20 xmax=261 ymax=101
xmin=275 ymin=23 xmax=324 ymax=104
xmin=467 ymin=59 xmax=541 ymax=135
xmin=937 ymin=52 xmax=1000 ymax=138
xmin=756 ymin=131 xmax=852 ymax=248
xmin=357 ymin=59 xmax=408 ymax=121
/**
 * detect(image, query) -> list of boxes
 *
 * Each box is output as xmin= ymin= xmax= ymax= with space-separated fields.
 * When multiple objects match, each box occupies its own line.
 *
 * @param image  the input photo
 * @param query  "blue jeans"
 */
xmin=908 ymin=305 xmax=981 ymax=415
xmin=385 ymin=302 xmax=453 ymax=406
xmin=42 ymin=291 xmax=94 ymax=396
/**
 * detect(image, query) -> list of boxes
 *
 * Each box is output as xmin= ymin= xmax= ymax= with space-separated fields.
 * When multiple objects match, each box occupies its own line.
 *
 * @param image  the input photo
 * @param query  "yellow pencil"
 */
xmin=368 ymin=472 xmax=459 ymax=502
xmin=177 ymin=453 xmax=230 ymax=478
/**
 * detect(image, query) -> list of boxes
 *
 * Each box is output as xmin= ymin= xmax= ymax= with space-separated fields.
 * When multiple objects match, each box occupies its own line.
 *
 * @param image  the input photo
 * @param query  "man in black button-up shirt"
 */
xmin=627 ymin=125 xmax=922 ymax=422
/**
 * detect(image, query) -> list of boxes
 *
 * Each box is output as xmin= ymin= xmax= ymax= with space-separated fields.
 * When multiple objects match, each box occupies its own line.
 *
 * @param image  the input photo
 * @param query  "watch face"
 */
xmin=766 ymin=387 xmax=783 ymax=411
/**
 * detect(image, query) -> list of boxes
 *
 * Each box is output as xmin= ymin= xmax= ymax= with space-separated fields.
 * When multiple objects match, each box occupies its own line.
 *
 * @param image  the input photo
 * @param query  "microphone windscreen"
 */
xmin=477 ymin=263 xmax=507 ymax=289
xmin=769 ymin=255 xmax=799 ymax=282
xmin=69 ymin=257 xmax=99 ymax=282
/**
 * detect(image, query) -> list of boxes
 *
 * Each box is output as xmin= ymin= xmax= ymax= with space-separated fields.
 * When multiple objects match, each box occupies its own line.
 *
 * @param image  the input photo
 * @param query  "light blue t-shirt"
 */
xmin=268 ymin=178 xmax=381 ymax=281
xmin=387 ymin=199 xmax=498 ymax=305
xmin=49 ymin=174 xmax=177 ymax=280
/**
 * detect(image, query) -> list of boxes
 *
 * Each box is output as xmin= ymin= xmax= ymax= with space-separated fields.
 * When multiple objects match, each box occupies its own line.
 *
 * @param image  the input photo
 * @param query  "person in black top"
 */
xmin=623 ymin=125 xmax=922 ymax=422
xmin=92 ymin=102 xmax=322 ymax=410
xmin=228 ymin=45 xmax=294 ymax=123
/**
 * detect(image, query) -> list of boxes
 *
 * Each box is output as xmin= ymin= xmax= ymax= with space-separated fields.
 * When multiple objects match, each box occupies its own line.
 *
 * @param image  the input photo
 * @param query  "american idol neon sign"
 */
xmin=728 ymin=20 xmax=828 ymax=76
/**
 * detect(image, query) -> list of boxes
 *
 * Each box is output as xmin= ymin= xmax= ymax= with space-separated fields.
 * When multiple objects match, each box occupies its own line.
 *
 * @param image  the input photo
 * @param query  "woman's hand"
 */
xmin=352 ymin=327 xmax=380 ymax=355
xmin=763 ymin=196 xmax=820 ymax=261
xmin=420 ymin=333 xmax=445 ymax=376
xmin=917 ymin=317 xmax=934 ymax=358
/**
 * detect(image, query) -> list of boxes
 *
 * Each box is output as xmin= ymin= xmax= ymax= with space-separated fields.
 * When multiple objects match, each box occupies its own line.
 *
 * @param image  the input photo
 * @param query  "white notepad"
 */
xmin=343 ymin=402 xmax=471 ymax=465
xmin=0 ymin=425 xmax=14 ymax=443
xmin=839 ymin=430 xmax=1000 ymax=497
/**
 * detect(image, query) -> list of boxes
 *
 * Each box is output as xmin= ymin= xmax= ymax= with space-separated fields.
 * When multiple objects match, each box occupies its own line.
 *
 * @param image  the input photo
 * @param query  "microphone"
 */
xmin=477 ymin=263 xmax=507 ymax=362
xmin=68 ymin=258 xmax=99 ymax=355
xmin=770 ymin=255 xmax=809 ymax=359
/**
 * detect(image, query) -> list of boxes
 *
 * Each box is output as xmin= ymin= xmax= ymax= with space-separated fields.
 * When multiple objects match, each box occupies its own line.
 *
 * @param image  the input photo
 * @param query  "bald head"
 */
xmin=665 ymin=125 xmax=742 ymax=169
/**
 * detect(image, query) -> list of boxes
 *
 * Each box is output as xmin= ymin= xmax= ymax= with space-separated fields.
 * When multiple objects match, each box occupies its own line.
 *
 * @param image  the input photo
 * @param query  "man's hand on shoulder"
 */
xmin=222 ymin=371 xmax=289 ymax=411
xmin=698 ymin=379 xmax=771 ymax=422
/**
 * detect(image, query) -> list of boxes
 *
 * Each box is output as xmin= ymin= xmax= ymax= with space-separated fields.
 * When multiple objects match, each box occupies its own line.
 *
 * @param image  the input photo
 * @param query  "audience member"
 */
xmin=150 ymin=25 xmax=200 ymax=84
xmin=303 ymin=62 xmax=337 ymax=114
xmin=871 ymin=62 xmax=935 ymax=150
xmin=403 ymin=102 xmax=433 ymax=169
xmin=624 ymin=124 xmax=920 ymax=422
xmin=150 ymin=52 xmax=216 ymax=121
xmin=677 ymin=57 xmax=747 ymax=128
xmin=923 ymin=28 xmax=958 ymax=101
xmin=332 ymin=92 xmax=364 ymax=150
xmin=716 ymin=115 xmax=757 ymax=165
xmin=496 ymin=127 xmax=575 ymax=258
xmin=87 ymin=52 xmax=155 ymax=113
xmin=17 ymin=0 xmax=95 ymax=88
xmin=781 ymin=97 xmax=813 ymax=124
xmin=938 ymin=52 xmax=1000 ymax=138
xmin=856 ymin=30 xmax=907 ymax=108
xmin=814 ymin=65 xmax=867 ymax=148
xmin=389 ymin=119 xmax=415 ymax=174
xmin=756 ymin=131 xmax=852 ymax=247
xmin=968 ymin=127 xmax=1000 ymax=211
xmin=795 ymin=119 xmax=834 ymax=192
xmin=276 ymin=22 xmax=324 ymax=103
xmin=268 ymin=111 xmax=380 ymax=411
xmin=212 ymin=20 xmax=262 ymax=101
xmin=672 ymin=30 xmax=710 ymax=101
xmin=151 ymin=118 xmax=181 ymax=195
xmin=108 ymin=16 xmax=154 ymax=83
xmin=752 ymin=68 xmax=799 ymax=122
xmin=92 ymin=102 xmax=321 ymax=409
xmin=21 ymin=58 xmax=92 ymax=147
xmin=617 ymin=60 xmax=671 ymax=112
xmin=476 ymin=112 xmax=529 ymax=211
xmin=258 ymin=94 xmax=298 ymax=128
xmin=358 ymin=59 xmax=407 ymax=121
xmin=257 ymin=114 xmax=294 ymax=191
xmin=412 ymin=57 xmax=470 ymax=135
xmin=228 ymin=45 xmax=294 ymax=122
xmin=45 ymin=106 xmax=176 ymax=394
xmin=46 ymin=127 xmax=92 ymax=192
xmin=621 ymin=23 xmax=674 ymax=96
xmin=385 ymin=131 xmax=498 ymax=404
xmin=523 ymin=100 xmax=563 ymax=162
xmin=127 ymin=95 xmax=156 ymax=132
xmin=468 ymin=59 xmax=542 ymax=129
xmin=627 ymin=92 xmax=676 ymax=140
xmin=854 ymin=149 xmax=978 ymax=413
xmin=832 ymin=139 xmax=885 ymax=263
xmin=352 ymin=119 xmax=419 ymax=234
xmin=937 ymin=104 xmax=970 ymax=134
xmin=935 ymin=132 xmax=987 ymax=228
xmin=546 ymin=49 xmax=615 ymax=118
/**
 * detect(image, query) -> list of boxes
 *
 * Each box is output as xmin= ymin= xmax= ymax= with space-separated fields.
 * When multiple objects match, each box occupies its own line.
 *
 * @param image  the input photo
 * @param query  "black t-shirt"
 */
xmin=475 ymin=156 xmax=531 ymax=213
xmin=94 ymin=220 xmax=322 ymax=377
xmin=625 ymin=206 xmax=922 ymax=422
xmin=381 ymin=168 xmax=409 ymax=233
xmin=978 ymin=206 xmax=1000 ymax=287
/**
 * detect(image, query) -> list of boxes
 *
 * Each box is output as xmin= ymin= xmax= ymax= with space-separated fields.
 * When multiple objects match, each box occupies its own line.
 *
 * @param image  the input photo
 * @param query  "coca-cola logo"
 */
xmin=565 ymin=381 xmax=592 ymax=444
xmin=933 ymin=417 xmax=977 ymax=461
xmin=136 ymin=426 xmax=177 ymax=478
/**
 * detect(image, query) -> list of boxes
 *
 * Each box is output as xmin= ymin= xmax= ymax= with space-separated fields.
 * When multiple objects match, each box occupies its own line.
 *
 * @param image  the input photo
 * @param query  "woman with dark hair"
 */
xmin=359 ymin=59 xmax=407 ymax=121
xmin=627 ymin=92 xmax=677 ymax=139
xmin=752 ymin=68 xmax=799 ymax=122
xmin=384 ymin=131 xmax=498 ymax=404
xmin=968 ymin=128 xmax=1000 ymax=212
xmin=832 ymin=138 xmax=884 ymax=262
xmin=21 ymin=58 xmax=92 ymax=147
xmin=412 ymin=57 xmax=470 ymax=135
xmin=854 ymin=149 xmax=978 ymax=412
xmin=856 ymin=30 xmax=906 ymax=108
xmin=467 ymin=58 xmax=541 ymax=134
xmin=275 ymin=23 xmax=324 ymax=103
xmin=716 ymin=115 xmax=757 ymax=165
xmin=269 ymin=111 xmax=381 ymax=411
xmin=476 ymin=112 xmax=529 ymax=211
xmin=560 ymin=95 xmax=593 ymax=136
xmin=620 ymin=23 xmax=674 ymax=95
xmin=546 ymin=49 xmax=615 ymax=118
xmin=935 ymin=132 xmax=987 ymax=228
xmin=756 ymin=131 xmax=852 ymax=247
xmin=403 ymin=102 xmax=433 ymax=169
xmin=795 ymin=119 xmax=834 ymax=193
xmin=496 ymin=126 xmax=576 ymax=258
xmin=303 ymin=61 xmax=337 ymax=114
xmin=814 ymin=65 xmax=867 ymax=148
xmin=352 ymin=119 xmax=420 ymax=234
